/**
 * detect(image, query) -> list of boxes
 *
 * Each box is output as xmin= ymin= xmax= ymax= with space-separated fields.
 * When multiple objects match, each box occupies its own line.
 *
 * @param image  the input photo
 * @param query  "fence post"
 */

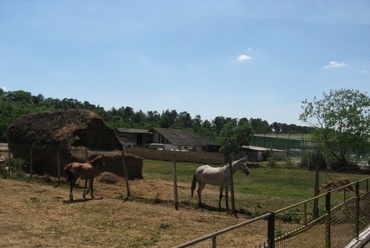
xmin=304 ymin=202 xmax=308 ymax=226
xmin=27 ymin=145 xmax=34 ymax=182
xmin=229 ymin=159 xmax=236 ymax=213
xmin=212 ymin=236 xmax=217 ymax=248
xmin=267 ymin=213 xmax=275 ymax=248
xmin=122 ymin=151 xmax=131 ymax=199
xmin=55 ymin=148 xmax=61 ymax=187
xmin=326 ymin=192 xmax=331 ymax=248
xmin=172 ymin=154 xmax=179 ymax=210
xmin=313 ymin=155 xmax=320 ymax=218
xmin=7 ymin=149 xmax=11 ymax=177
xmin=355 ymin=181 xmax=360 ymax=239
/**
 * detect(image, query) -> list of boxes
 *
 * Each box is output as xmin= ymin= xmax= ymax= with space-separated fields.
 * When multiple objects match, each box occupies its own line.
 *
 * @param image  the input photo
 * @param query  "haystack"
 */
xmin=319 ymin=178 xmax=354 ymax=192
xmin=8 ymin=109 xmax=143 ymax=179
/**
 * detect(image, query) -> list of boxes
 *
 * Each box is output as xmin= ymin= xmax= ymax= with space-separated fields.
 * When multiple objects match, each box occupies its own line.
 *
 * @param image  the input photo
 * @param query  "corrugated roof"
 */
xmin=151 ymin=127 xmax=219 ymax=147
xmin=116 ymin=128 xmax=151 ymax=134
xmin=242 ymin=145 xmax=285 ymax=152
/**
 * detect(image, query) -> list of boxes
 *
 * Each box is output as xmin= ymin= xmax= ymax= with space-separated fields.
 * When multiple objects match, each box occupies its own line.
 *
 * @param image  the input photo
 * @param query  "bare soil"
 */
xmin=0 ymin=175 xmax=268 ymax=248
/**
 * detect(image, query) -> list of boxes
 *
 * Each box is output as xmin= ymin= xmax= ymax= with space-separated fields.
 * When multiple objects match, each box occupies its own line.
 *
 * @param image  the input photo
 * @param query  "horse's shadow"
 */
xmin=63 ymin=196 xmax=103 ymax=204
xmin=198 ymin=204 xmax=240 ymax=217
xmin=199 ymin=204 xmax=228 ymax=212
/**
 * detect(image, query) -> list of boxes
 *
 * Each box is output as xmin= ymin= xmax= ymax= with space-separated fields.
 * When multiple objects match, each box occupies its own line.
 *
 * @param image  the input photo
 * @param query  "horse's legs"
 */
xmin=225 ymin=186 xmax=229 ymax=210
xmin=90 ymin=178 xmax=95 ymax=198
xmin=197 ymin=182 xmax=205 ymax=207
xmin=218 ymin=186 xmax=224 ymax=209
xmin=83 ymin=179 xmax=88 ymax=199
xmin=69 ymin=178 xmax=77 ymax=201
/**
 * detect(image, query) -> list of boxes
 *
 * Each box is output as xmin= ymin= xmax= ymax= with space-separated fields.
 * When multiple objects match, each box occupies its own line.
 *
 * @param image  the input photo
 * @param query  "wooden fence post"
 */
xmin=355 ymin=181 xmax=360 ymax=239
xmin=229 ymin=158 xmax=236 ymax=213
xmin=173 ymin=154 xmax=179 ymax=210
xmin=122 ymin=152 xmax=131 ymax=199
xmin=7 ymin=149 xmax=11 ymax=177
xmin=267 ymin=213 xmax=275 ymax=248
xmin=55 ymin=148 xmax=61 ymax=187
xmin=326 ymin=192 xmax=331 ymax=248
xmin=27 ymin=145 xmax=34 ymax=182
xmin=313 ymin=156 xmax=320 ymax=218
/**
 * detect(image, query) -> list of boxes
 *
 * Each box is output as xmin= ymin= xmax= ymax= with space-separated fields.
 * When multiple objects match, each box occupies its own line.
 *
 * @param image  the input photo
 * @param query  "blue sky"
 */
xmin=1 ymin=0 xmax=369 ymax=125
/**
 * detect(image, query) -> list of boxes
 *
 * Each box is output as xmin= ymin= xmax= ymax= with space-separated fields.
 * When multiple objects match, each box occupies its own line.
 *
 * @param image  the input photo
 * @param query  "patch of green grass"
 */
xmin=143 ymin=159 xmax=369 ymax=213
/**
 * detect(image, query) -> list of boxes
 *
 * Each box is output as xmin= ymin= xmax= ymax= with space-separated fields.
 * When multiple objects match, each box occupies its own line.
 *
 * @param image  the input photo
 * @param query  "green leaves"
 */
xmin=300 ymin=89 xmax=370 ymax=170
xmin=218 ymin=122 xmax=253 ymax=156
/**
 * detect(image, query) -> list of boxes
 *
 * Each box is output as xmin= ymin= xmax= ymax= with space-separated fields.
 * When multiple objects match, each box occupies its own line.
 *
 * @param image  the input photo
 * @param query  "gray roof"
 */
xmin=151 ymin=127 xmax=219 ymax=147
xmin=116 ymin=128 xmax=151 ymax=134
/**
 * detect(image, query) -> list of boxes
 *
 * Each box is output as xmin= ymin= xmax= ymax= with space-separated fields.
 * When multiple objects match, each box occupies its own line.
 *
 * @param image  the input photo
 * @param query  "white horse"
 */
xmin=191 ymin=158 xmax=249 ymax=209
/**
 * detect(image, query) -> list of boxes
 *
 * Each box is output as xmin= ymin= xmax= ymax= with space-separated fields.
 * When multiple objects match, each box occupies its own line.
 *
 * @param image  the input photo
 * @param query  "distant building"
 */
xmin=115 ymin=127 xmax=220 ymax=152
xmin=114 ymin=128 xmax=152 ymax=148
xmin=242 ymin=145 xmax=287 ymax=161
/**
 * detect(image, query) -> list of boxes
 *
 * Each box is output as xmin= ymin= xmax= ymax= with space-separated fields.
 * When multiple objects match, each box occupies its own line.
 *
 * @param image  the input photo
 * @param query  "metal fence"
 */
xmin=175 ymin=178 xmax=370 ymax=248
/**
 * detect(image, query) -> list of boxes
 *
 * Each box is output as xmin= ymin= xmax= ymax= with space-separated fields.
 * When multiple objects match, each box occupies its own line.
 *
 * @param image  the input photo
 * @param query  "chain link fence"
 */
xmin=176 ymin=178 xmax=370 ymax=248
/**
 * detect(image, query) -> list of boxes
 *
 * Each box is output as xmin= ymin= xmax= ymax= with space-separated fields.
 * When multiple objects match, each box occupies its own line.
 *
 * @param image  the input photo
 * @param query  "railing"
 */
xmin=174 ymin=213 xmax=273 ymax=248
xmin=175 ymin=178 xmax=370 ymax=248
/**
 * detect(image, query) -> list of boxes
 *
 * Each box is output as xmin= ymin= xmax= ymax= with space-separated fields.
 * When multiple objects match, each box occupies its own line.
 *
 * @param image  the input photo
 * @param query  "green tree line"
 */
xmin=0 ymin=89 xmax=313 ymax=142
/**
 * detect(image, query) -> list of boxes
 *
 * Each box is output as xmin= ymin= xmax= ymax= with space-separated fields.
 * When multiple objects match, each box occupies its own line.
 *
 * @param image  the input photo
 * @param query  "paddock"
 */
xmin=1 ymin=157 xmax=369 ymax=247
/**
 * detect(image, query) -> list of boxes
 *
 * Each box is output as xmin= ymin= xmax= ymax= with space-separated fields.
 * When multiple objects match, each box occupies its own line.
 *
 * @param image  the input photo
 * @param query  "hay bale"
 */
xmin=98 ymin=172 xmax=120 ymax=184
xmin=103 ymin=153 xmax=144 ymax=180
xmin=320 ymin=178 xmax=354 ymax=192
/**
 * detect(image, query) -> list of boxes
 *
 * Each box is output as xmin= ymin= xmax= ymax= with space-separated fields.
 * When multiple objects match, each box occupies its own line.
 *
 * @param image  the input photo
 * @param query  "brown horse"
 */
xmin=64 ymin=155 xmax=104 ymax=201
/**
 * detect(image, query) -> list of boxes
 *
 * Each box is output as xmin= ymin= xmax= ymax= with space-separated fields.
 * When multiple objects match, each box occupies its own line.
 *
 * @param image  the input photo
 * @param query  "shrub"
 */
xmin=7 ymin=158 xmax=28 ymax=179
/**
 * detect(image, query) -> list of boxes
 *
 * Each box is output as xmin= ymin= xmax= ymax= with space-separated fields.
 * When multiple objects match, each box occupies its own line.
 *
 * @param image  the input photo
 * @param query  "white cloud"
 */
xmin=0 ymin=86 xmax=7 ymax=91
xmin=237 ymin=54 xmax=252 ymax=62
xmin=362 ymin=69 xmax=368 ymax=74
xmin=322 ymin=61 xmax=347 ymax=69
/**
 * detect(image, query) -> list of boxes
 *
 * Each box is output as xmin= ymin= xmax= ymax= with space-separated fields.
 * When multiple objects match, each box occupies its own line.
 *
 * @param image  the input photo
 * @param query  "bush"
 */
xmin=267 ymin=157 xmax=276 ymax=167
xmin=281 ymin=208 xmax=301 ymax=223
xmin=262 ymin=150 xmax=272 ymax=161
xmin=7 ymin=158 xmax=28 ymax=179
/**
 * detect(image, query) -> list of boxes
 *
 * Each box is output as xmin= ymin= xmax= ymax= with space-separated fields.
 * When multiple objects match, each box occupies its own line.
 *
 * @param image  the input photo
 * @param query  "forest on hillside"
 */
xmin=0 ymin=89 xmax=314 ymax=142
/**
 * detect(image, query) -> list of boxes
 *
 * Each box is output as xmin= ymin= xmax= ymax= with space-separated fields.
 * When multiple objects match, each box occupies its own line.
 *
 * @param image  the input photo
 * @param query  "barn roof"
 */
xmin=151 ymin=127 xmax=219 ymax=147
xmin=116 ymin=128 xmax=151 ymax=134
xmin=242 ymin=145 xmax=285 ymax=152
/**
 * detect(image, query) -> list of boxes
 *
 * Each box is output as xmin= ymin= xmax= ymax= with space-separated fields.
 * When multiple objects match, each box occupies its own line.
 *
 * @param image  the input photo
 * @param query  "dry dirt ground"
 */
xmin=0 ymin=174 xmax=269 ymax=248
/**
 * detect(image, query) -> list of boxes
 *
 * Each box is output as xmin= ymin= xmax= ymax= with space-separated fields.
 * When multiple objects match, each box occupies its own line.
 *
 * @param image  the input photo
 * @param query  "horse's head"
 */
xmin=239 ymin=158 xmax=250 ymax=175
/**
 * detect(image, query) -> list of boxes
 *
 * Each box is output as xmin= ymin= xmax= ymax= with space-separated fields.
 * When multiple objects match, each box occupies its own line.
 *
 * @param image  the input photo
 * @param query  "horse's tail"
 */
xmin=191 ymin=173 xmax=196 ymax=199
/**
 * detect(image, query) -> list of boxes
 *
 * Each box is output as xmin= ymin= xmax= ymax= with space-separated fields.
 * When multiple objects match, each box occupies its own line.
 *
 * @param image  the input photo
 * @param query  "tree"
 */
xmin=218 ymin=122 xmax=253 ymax=158
xmin=299 ymin=89 xmax=370 ymax=171
xmin=250 ymin=118 xmax=271 ymax=133
xmin=177 ymin=111 xmax=192 ymax=129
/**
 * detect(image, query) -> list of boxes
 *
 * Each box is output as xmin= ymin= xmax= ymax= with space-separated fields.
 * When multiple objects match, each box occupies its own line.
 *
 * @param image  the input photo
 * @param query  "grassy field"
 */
xmin=142 ymin=159 xmax=369 ymax=212
xmin=1 ymin=157 xmax=369 ymax=247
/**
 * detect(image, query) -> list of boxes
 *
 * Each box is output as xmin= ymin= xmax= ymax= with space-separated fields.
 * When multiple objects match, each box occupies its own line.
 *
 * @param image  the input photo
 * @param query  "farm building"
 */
xmin=114 ymin=128 xmax=152 ymax=148
xmin=8 ymin=109 xmax=143 ymax=179
xmin=115 ymin=127 xmax=220 ymax=152
xmin=151 ymin=127 xmax=219 ymax=152
xmin=242 ymin=145 xmax=287 ymax=162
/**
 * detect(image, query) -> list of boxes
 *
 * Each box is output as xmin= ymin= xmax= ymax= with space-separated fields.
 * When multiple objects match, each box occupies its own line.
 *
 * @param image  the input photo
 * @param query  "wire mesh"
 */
xmin=330 ymin=199 xmax=357 ymax=247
